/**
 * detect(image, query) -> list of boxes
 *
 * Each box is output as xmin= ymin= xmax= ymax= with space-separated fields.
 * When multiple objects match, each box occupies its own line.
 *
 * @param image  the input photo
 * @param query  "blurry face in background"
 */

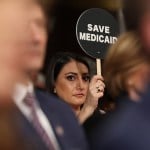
xmin=139 ymin=12 xmax=150 ymax=55
xmin=0 ymin=0 xmax=47 ymax=101
xmin=54 ymin=60 xmax=90 ymax=108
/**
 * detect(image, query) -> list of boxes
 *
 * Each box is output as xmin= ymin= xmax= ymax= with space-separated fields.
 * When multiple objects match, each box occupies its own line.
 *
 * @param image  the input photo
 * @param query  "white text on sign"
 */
xmin=79 ymin=24 xmax=117 ymax=44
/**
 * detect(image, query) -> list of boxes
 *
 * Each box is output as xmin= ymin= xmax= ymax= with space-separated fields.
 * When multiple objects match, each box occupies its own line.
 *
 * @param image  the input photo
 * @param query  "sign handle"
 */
xmin=96 ymin=58 xmax=101 ymax=75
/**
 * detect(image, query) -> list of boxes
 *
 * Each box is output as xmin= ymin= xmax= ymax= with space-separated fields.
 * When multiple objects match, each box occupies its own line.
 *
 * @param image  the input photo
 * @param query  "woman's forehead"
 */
xmin=61 ymin=61 xmax=89 ymax=74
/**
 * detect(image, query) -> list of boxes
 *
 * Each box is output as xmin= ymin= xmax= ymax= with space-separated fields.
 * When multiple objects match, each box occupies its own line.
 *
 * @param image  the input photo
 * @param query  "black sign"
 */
xmin=76 ymin=8 xmax=119 ymax=58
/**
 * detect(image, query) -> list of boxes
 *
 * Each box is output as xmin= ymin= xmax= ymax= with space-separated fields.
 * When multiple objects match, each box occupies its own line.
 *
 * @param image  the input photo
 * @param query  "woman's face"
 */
xmin=54 ymin=60 xmax=90 ymax=107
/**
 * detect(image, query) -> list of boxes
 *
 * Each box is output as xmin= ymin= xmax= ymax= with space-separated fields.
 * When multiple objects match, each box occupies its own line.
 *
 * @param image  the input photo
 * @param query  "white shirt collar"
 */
xmin=13 ymin=82 xmax=60 ymax=150
xmin=13 ymin=82 xmax=34 ymax=103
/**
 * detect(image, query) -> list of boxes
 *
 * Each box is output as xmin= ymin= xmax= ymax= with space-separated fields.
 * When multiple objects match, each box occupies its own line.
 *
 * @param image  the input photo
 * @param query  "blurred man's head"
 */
xmin=0 ymin=0 xmax=51 ymax=100
xmin=0 ymin=0 xmax=50 ymax=72
xmin=23 ymin=0 xmax=48 ymax=73
xmin=0 ymin=0 xmax=29 ymax=100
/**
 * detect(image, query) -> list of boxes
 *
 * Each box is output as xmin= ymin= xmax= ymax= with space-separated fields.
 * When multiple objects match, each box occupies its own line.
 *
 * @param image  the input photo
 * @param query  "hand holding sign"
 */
xmin=76 ymin=8 xmax=119 ymax=75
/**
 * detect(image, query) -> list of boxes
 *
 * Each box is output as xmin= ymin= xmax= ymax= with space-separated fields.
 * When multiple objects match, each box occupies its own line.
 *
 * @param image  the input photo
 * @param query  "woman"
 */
xmin=103 ymin=31 xmax=150 ymax=102
xmin=46 ymin=51 xmax=105 ymax=123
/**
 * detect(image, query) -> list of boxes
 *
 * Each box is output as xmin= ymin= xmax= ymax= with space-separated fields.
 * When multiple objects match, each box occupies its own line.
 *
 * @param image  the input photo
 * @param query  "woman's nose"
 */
xmin=76 ymin=79 xmax=85 ymax=90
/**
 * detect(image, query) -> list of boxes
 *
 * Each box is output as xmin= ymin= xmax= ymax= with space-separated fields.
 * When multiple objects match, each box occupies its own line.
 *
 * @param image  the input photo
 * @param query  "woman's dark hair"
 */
xmin=45 ymin=51 xmax=91 ymax=94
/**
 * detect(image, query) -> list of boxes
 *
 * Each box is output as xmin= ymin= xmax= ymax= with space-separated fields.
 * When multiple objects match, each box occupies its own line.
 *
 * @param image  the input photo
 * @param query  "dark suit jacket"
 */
xmin=0 ymin=89 xmax=89 ymax=150
xmin=35 ymin=89 xmax=89 ymax=150
xmin=86 ymin=88 xmax=150 ymax=150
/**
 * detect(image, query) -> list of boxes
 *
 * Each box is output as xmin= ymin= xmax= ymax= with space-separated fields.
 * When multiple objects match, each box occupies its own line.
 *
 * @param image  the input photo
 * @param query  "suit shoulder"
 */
xmin=35 ymin=89 xmax=74 ymax=112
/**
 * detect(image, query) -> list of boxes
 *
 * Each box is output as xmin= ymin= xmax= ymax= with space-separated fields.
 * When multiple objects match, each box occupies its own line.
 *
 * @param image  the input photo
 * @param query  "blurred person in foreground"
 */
xmin=96 ymin=1 xmax=150 ymax=148
xmin=85 ymin=31 xmax=150 ymax=150
xmin=0 ymin=0 xmax=51 ymax=149
xmin=0 ymin=0 xmax=45 ymax=149
xmin=0 ymin=0 xmax=30 ymax=102
xmin=0 ymin=1 xmax=29 ymax=148
xmin=0 ymin=0 xmax=89 ymax=150
xmin=103 ymin=31 xmax=150 ymax=103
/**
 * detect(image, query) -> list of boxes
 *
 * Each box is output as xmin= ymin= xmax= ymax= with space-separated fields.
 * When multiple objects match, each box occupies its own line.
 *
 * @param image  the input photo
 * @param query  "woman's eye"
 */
xmin=82 ymin=75 xmax=90 ymax=82
xmin=66 ymin=75 xmax=76 ymax=81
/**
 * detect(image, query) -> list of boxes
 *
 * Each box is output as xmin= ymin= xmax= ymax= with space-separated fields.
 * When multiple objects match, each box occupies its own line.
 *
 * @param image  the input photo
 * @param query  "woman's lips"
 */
xmin=74 ymin=93 xmax=85 ymax=98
